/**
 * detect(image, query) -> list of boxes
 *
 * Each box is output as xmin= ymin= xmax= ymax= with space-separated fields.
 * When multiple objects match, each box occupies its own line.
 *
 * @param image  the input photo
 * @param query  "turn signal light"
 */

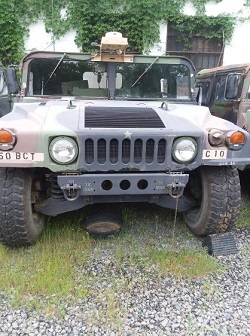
xmin=228 ymin=131 xmax=246 ymax=145
xmin=226 ymin=130 xmax=246 ymax=151
xmin=0 ymin=129 xmax=16 ymax=150
xmin=0 ymin=129 xmax=14 ymax=143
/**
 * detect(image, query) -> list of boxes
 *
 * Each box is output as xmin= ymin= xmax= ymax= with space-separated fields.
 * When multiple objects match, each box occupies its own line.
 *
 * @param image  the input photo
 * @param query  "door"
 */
xmin=209 ymin=75 xmax=238 ymax=124
xmin=0 ymin=69 xmax=11 ymax=117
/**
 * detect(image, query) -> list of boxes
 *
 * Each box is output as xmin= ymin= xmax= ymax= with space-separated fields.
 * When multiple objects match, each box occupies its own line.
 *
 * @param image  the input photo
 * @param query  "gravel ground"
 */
xmin=0 ymin=226 xmax=249 ymax=336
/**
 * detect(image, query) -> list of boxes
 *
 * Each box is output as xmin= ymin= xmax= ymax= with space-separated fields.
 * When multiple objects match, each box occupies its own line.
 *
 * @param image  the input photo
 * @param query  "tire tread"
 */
xmin=185 ymin=166 xmax=241 ymax=236
xmin=0 ymin=168 xmax=42 ymax=247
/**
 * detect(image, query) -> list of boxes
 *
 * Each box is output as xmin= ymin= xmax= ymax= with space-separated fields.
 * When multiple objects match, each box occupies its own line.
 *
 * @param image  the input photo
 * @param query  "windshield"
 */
xmin=27 ymin=58 xmax=192 ymax=101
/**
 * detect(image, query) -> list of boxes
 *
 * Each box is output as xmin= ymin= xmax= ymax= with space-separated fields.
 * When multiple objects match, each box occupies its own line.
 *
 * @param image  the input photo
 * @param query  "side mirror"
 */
xmin=195 ymin=83 xmax=207 ymax=105
xmin=6 ymin=67 xmax=19 ymax=94
xmin=225 ymin=73 xmax=240 ymax=100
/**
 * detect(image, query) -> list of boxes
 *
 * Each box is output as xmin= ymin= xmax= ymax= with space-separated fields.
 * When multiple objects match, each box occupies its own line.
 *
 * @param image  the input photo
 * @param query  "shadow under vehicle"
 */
xmin=1 ymin=32 xmax=250 ymax=247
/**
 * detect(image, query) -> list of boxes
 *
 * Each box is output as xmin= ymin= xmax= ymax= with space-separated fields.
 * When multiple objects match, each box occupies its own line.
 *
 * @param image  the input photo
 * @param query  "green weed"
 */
xmin=237 ymin=203 xmax=250 ymax=228
xmin=147 ymin=248 xmax=219 ymax=278
xmin=0 ymin=204 xmax=222 ymax=318
xmin=0 ymin=214 xmax=91 ymax=315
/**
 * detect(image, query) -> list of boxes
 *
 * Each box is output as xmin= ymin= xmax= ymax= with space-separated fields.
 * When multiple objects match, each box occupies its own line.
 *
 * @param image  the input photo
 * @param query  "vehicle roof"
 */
xmin=196 ymin=63 xmax=250 ymax=78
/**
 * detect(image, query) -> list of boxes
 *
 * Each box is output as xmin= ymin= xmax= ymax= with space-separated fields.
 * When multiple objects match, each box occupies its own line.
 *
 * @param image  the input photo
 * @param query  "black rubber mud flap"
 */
xmin=202 ymin=233 xmax=238 ymax=256
xmin=83 ymin=213 xmax=123 ymax=236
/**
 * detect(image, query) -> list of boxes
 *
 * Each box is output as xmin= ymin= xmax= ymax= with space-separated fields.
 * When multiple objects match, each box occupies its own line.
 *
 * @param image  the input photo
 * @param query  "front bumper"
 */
xmin=57 ymin=172 xmax=189 ymax=200
xmin=35 ymin=172 xmax=194 ymax=216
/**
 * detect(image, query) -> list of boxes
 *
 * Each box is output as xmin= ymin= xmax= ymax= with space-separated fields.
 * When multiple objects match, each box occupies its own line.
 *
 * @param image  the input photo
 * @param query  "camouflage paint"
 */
xmin=1 ymin=99 xmax=250 ymax=171
xmin=196 ymin=63 xmax=250 ymax=131
xmin=1 ymin=50 xmax=250 ymax=173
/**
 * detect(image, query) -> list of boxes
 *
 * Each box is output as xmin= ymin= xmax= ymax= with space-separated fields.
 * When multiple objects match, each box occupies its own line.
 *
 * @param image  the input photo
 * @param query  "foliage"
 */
xmin=244 ymin=0 xmax=250 ymax=6
xmin=0 ymin=1 xmax=27 ymax=65
xmin=169 ymin=15 xmax=236 ymax=51
xmin=0 ymin=0 xmax=248 ymax=65
xmin=66 ymin=0 xmax=187 ymax=53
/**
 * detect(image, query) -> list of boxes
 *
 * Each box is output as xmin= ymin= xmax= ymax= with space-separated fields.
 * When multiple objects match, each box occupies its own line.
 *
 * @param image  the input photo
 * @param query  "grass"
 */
xmin=148 ymin=248 xmax=219 ymax=278
xmin=0 ymin=213 xmax=92 ymax=315
xmin=0 ymin=203 xmax=235 ymax=319
xmin=238 ymin=170 xmax=250 ymax=229
xmin=237 ymin=203 xmax=250 ymax=228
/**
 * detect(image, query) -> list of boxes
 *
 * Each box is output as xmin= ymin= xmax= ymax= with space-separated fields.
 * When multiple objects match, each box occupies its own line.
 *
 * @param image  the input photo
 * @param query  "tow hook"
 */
xmin=167 ymin=180 xmax=185 ymax=199
xmin=61 ymin=180 xmax=81 ymax=201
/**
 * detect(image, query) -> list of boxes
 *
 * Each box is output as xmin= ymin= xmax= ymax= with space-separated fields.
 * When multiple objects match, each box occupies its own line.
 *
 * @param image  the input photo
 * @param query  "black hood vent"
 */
xmin=85 ymin=106 xmax=165 ymax=128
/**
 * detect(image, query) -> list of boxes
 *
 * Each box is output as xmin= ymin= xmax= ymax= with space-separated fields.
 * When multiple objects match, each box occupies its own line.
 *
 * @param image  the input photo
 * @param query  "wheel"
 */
xmin=0 ymin=168 xmax=45 ymax=247
xmin=184 ymin=166 xmax=241 ymax=236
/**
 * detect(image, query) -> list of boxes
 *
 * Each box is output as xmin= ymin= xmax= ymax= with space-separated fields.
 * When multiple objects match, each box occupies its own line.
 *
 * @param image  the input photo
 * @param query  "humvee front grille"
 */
xmin=84 ymin=138 xmax=167 ymax=166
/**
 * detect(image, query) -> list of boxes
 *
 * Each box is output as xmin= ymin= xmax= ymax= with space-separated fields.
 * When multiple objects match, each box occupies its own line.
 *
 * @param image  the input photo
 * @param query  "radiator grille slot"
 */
xmin=146 ymin=139 xmax=155 ymax=163
xmin=110 ymin=139 xmax=118 ymax=164
xmin=134 ymin=139 xmax=143 ymax=163
xmin=97 ymin=139 xmax=106 ymax=164
xmin=122 ymin=139 xmax=131 ymax=164
xmin=85 ymin=138 xmax=94 ymax=164
xmin=158 ymin=139 xmax=166 ymax=163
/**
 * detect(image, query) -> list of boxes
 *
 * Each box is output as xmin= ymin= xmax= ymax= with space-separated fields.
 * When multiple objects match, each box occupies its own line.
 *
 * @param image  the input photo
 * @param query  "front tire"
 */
xmin=0 ymin=168 xmax=45 ymax=247
xmin=184 ymin=166 xmax=241 ymax=236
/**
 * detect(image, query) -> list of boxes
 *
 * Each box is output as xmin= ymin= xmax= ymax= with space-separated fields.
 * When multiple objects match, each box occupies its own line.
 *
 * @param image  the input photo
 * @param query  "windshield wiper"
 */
xmin=131 ymin=56 xmax=159 ymax=88
xmin=42 ymin=53 xmax=67 ymax=94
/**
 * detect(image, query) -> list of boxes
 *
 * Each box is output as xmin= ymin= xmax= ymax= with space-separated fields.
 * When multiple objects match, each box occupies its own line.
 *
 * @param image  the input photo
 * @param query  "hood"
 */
xmin=1 ymin=98 xmax=240 ymax=136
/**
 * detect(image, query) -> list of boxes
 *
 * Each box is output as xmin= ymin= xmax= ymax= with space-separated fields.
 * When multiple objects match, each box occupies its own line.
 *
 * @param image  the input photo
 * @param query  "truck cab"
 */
xmin=196 ymin=64 xmax=250 ymax=131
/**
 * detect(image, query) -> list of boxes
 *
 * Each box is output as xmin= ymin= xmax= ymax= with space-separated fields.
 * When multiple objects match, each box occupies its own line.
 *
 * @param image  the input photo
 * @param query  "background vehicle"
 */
xmin=196 ymin=64 xmax=250 ymax=131
xmin=0 ymin=63 xmax=18 ymax=117
xmin=0 ymin=32 xmax=250 ymax=247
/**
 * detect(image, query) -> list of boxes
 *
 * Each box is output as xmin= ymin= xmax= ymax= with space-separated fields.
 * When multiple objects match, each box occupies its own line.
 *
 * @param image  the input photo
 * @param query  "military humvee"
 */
xmin=196 ymin=63 xmax=250 ymax=131
xmin=1 ymin=32 xmax=250 ymax=247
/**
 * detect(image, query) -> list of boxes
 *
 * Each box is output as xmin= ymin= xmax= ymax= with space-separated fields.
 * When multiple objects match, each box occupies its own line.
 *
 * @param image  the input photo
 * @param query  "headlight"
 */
xmin=49 ymin=137 xmax=78 ymax=164
xmin=172 ymin=137 xmax=198 ymax=163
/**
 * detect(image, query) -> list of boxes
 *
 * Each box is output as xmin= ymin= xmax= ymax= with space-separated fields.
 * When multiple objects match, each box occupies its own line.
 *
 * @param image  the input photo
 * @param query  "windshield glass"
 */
xmin=116 ymin=63 xmax=190 ymax=100
xmin=27 ymin=58 xmax=191 ymax=100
